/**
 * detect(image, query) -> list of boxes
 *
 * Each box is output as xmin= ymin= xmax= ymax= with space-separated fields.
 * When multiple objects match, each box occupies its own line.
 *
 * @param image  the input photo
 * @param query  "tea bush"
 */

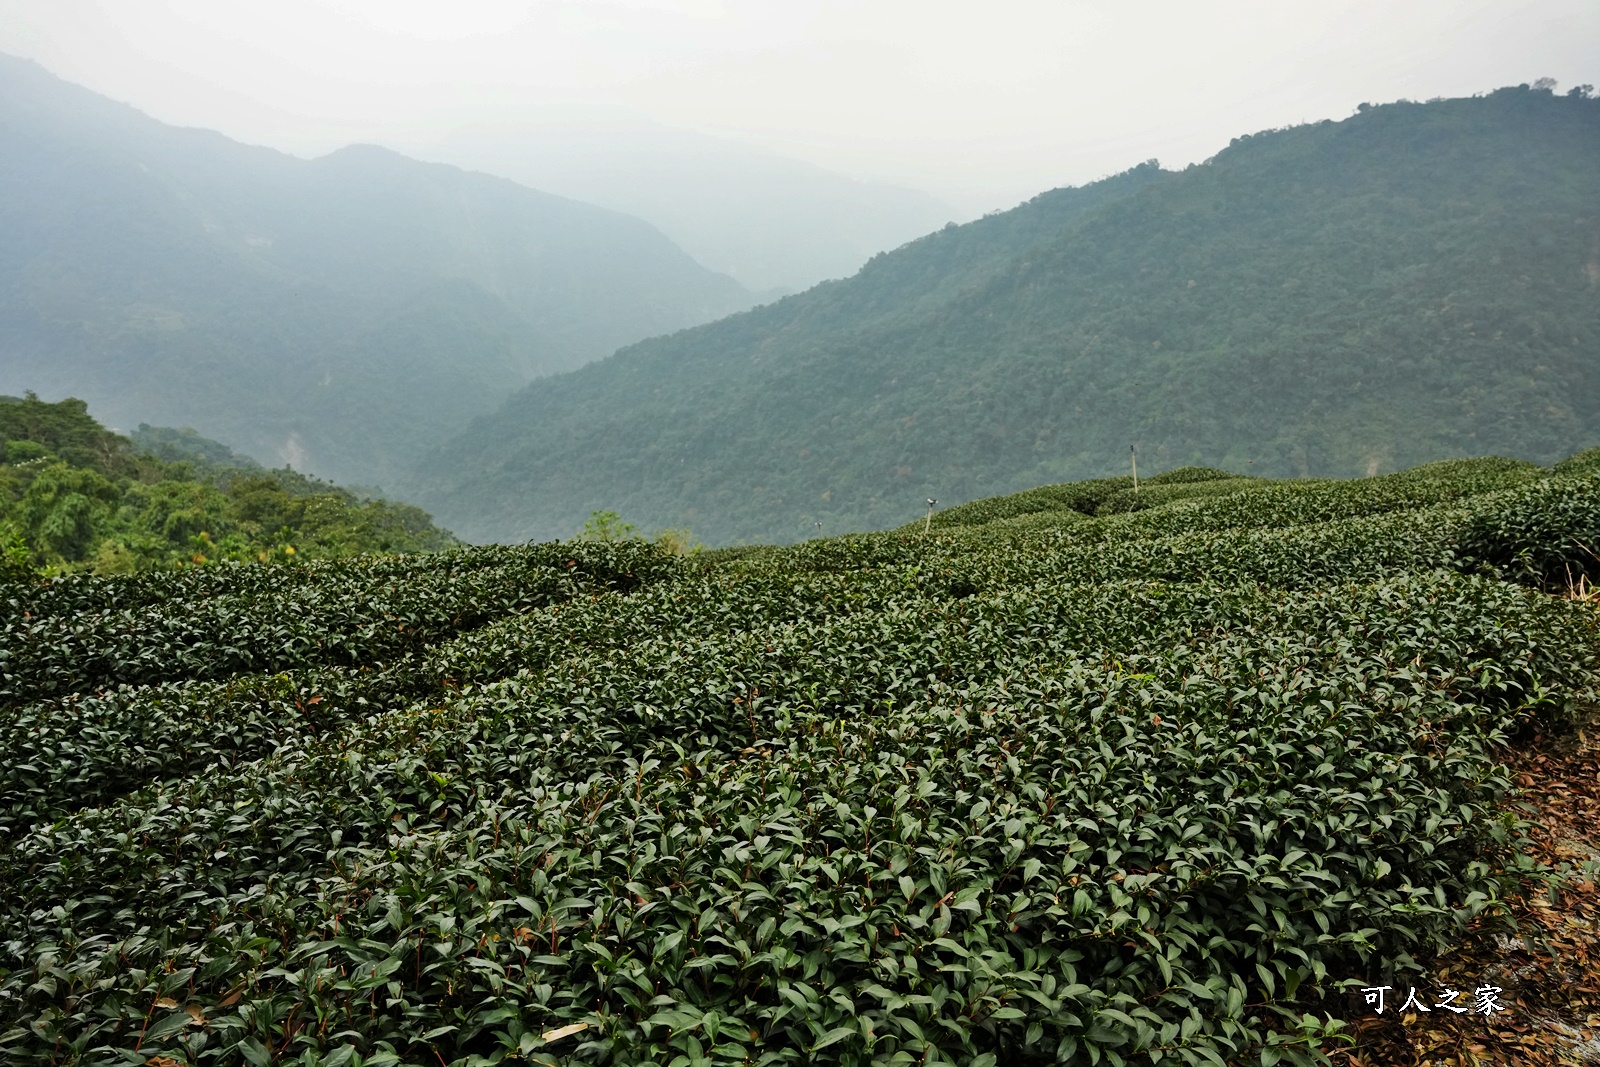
xmin=919 ymin=480 xmax=1129 ymax=532
xmin=0 ymin=541 xmax=678 ymax=705
xmin=1093 ymin=478 xmax=1259 ymax=516
xmin=1454 ymin=474 xmax=1600 ymax=590
xmin=2 ymin=451 xmax=1598 ymax=1066
xmin=919 ymin=466 xmax=1244 ymax=532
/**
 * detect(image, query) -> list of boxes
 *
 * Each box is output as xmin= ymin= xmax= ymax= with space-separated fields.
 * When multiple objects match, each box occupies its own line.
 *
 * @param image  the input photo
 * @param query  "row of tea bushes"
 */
xmin=2 ymin=567 xmax=1589 ymax=1065
xmin=0 ymin=541 xmax=683 ymax=706
xmin=1454 ymin=473 xmax=1600 ymax=590
xmin=2 ymin=451 xmax=1599 ymax=1065
xmin=0 ymin=666 xmax=409 ymax=835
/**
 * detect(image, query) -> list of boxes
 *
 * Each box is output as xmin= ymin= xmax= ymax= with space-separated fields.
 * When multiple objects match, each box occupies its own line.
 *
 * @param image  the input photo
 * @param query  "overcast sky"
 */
xmin=1 ymin=0 xmax=1594 ymax=211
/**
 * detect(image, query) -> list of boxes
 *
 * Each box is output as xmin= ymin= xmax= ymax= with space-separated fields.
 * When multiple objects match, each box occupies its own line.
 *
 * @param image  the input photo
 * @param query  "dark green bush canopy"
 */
xmin=1 ymin=449 xmax=1597 ymax=1066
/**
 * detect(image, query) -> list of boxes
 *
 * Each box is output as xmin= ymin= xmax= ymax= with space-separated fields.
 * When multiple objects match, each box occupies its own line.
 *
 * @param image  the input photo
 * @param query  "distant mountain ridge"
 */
xmin=0 ymin=53 xmax=753 ymax=487
xmin=406 ymin=122 xmax=959 ymax=294
xmin=415 ymin=86 xmax=1600 ymax=545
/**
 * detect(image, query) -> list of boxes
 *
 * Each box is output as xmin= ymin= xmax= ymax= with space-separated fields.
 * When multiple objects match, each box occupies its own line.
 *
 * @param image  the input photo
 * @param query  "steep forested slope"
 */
xmin=0 ymin=394 xmax=455 ymax=576
xmin=419 ymin=86 xmax=1600 ymax=545
xmin=0 ymin=54 xmax=751 ymax=487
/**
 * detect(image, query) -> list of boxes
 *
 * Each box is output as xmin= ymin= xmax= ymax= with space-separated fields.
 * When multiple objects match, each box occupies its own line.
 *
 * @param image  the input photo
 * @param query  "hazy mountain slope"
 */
xmin=408 ymin=122 xmax=958 ymax=294
xmin=417 ymin=86 xmax=1600 ymax=545
xmin=0 ymin=54 xmax=751 ymax=486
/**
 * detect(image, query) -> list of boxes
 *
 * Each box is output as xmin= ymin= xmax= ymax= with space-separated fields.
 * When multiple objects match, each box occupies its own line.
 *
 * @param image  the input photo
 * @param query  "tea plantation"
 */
xmin=3 ymin=454 xmax=1600 ymax=1066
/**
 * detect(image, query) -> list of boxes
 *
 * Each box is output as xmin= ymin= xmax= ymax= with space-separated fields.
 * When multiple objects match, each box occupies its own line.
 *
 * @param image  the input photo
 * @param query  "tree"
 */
xmin=0 ymin=522 xmax=32 ymax=582
xmin=17 ymin=464 xmax=119 ymax=561
xmin=653 ymin=527 xmax=704 ymax=556
xmin=578 ymin=510 xmax=637 ymax=543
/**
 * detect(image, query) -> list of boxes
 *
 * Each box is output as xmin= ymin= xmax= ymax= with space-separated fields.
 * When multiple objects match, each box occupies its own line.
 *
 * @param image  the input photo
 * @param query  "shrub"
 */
xmin=1 ymin=453 xmax=1596 ymax=1066
xmin=1455 ymin=474 xmax=1600 ymax=590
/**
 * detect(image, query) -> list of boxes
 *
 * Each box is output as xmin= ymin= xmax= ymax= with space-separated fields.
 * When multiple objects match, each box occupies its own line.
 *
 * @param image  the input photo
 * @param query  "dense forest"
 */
xmin=4 ymin=449 xmax=1600 ymax=1063
xmin=0 ymin=394 xmax=455 ymax=578
xmin=0 ymin=53 xmax=752 ymax=488
xmin=417 ymin=85 xmax=1600 ymax=546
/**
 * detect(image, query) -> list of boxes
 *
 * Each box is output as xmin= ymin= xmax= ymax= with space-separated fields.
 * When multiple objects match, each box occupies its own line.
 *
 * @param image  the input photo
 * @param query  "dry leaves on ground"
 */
xmin=1331 ymin=720 xmax=1600 ymax=1066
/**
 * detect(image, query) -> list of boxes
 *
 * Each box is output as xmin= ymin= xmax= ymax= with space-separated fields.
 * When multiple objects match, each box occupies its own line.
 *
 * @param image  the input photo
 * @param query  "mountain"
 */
xmin=404 ymin=121 xmax=959 ymax=295
xmin=0 ymin=54 xmax=752 ymax=487
xmin=415 ymin=85 xmax=1600 ymax=546
xmin=0 ymin=393 xmax=456 ymax=575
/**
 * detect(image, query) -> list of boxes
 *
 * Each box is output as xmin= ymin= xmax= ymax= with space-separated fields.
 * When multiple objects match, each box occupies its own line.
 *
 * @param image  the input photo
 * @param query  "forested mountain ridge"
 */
xmin=0 ymin=394 xmax=456 ymax=577
xmin=0 ymin=53 xmax=752 ymax=487
xmin=411 ymin=121 xmax=959 ymax=294
xmin=417 ymin=85 xmax=1600 ymax=546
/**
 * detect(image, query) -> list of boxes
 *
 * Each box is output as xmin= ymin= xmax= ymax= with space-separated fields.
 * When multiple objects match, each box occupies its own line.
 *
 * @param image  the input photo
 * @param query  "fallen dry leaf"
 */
xmin=1322 ymin=714 xmax=1600 ymax=1067
xmin=541 ymin=1021 xmax=589 ymax=1043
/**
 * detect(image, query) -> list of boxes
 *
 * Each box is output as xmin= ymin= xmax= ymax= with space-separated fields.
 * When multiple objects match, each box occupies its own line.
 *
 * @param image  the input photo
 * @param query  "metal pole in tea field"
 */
xmin=925 ymin=498 xmax=938 ymax=535
xmin=1131 ymin=446 xmax=1139 ymax=493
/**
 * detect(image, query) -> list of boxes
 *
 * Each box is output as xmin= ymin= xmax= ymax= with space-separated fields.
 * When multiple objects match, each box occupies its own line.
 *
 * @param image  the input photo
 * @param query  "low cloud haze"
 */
xmin=0 ymin=0 xmax=1594 ymax=212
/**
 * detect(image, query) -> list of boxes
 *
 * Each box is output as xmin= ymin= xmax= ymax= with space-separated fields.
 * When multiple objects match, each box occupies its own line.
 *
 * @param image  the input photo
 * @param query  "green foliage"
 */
xmin=129 ymin=424 xmax=264 ymax=472
xmin=578 ymin=511 xmax=706 ymax=557
xmin=0 ymin=522 xmax=29 ymax=583
xmin=418 ymin=87 xmax=1600 ymax=546
xmin=1455 ymin=474 xmax=1600 ymax=590
xmin=0 ymin=395 xmax=458 ymax=577
xmin=652 ymin=527 xmax=705 ymax=557
xmin=1551 ymin=445 xmax=1600 ymax=476
xmin=919 ymin=480 xmax=1128 ymax=533
xmin=3 ymin=452 xmax=1598 ymax=1065
xmin=17 ymin=463 xmax=120 ymax=560
xmin=0 ymin=393 xmax=135 ymax=477
xmin=1138 ymin=466 xmax=1229 ymax=485
xmin=578 ymin=509 xmax=638 ymax=543
xmin=1095 ymin=477 xmax=1258 ymax=516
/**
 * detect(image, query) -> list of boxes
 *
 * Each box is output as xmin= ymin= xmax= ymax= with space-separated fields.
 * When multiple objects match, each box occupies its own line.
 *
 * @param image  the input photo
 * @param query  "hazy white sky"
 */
xmin=1 ymin=0 xmax=1594 ymax=210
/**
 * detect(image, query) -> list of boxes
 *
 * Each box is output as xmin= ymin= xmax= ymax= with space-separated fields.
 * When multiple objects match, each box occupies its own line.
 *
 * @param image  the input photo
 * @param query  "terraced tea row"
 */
xmin=2 ymin=454 xmax=1598 ymax=1066
xmin=0 ymin=541 xmax=678 ymax=705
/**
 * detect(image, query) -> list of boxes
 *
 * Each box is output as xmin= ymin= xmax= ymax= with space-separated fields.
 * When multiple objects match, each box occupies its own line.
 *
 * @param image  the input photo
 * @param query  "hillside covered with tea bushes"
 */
xmin=0 ymin=393 xmax=456 ymax=578
xmin=9 ymin=454 xmax=1600 ymax=1067
xmin=3 ymin=451 xmax=1600 ymax=1064
xmin=418 ymin=85 xmax=1600 ymax=545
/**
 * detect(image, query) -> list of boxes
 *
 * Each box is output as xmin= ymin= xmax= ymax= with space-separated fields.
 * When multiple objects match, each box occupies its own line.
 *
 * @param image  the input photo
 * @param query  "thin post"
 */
xmin=925 ymin=498 xmax=938 ymax=535
xmin=1130 ymin=446 xmax=1138 ymax=493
